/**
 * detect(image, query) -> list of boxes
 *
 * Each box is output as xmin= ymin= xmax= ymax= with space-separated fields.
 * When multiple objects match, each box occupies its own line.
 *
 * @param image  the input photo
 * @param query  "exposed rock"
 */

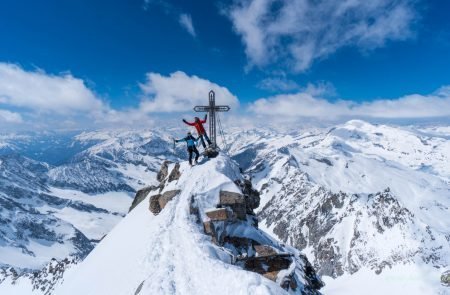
xmin=158 ymin=190 xmax=181 ymax=210
xmin=149 ymin=194 xmax=162 ymax=215
xmin=234 ymin=179 xmax=260 ymax=214
xmin=168 ymin=163 xmax=181 ymax=182
xmin=254 ymin=245 xmax=277 ymax=257
xmin=219 ymin=191 xmax=244 ymax=205
xmin=203 ymin=147 xmax=219 ymax=158
xmin=129 ymin=185 xmax=157 ymax=212
xmin=242 ymin=254 xmax=292 ymax=278
xmin=157 ymin=161 xmax=171 ymax=182
xmin=219 ymin=191 xmax=246 ymax=220
xmin=203 ymin=221 xmax=213 ymax=235
xmin=189 ymin=195 xmax=200 ymax=223
xmin=206 ymin=208 xmax=232 ymax=221
xmin=442 ymin=270 xmax=450 ymax=286
xmin=263 ymin=271 xmax=280 ymax=281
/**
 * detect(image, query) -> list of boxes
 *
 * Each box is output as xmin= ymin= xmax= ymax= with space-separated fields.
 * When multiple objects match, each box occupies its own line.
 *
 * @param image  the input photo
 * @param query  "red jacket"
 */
xmin=183 ymin=115 xmax=207 ymax=135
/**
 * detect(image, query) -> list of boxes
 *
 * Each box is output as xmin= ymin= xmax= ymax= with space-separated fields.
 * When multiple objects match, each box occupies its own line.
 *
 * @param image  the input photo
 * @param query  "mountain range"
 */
xmin=0 ymin=120 xmax=449 ymax=294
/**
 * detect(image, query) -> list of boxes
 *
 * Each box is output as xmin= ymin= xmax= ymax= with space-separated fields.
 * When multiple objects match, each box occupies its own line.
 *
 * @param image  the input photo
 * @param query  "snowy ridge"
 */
xmin=55 ymin=155 xmax=322 ymax=295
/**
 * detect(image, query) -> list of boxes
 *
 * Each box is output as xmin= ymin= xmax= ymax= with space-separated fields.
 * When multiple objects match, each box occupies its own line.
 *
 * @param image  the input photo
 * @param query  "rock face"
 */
xmin=128 ymin=161 xmax=184 ymax=216
xmin=158 ymin=190 xmax=181 ymax=209
xmin=219 ymin=191 xmax=246 ymax=220
xmin=195 ymin=181 xmax=323 ymax=293
xmin=157 ymin=161 xmax=171 ymax=182
xmin=148 ymin=190 xmax=182 ymax=215
xmin=168 ymin=162 xmax=181 ymax=182
xmin=129 ymin=186 xmax=157 ymax=212
xmin=149 ymin=194 xmax=162 ymax=214
xmin=234 ymin=179 xmax=260 ymax=214
xmin=138 ymin=162 xmax=183 ymax=215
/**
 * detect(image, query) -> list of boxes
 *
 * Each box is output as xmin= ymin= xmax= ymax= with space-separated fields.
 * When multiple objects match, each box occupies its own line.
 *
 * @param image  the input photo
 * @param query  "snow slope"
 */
xmin=55 ymin=155 xmax=316 ymax=295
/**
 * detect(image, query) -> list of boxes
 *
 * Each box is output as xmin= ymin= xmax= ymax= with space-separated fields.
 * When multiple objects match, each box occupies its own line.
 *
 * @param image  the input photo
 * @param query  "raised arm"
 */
xmin=182 ymin=119 xmax=195 ymax=126
xmin=200 ymin=114 xmax=207 ymax=124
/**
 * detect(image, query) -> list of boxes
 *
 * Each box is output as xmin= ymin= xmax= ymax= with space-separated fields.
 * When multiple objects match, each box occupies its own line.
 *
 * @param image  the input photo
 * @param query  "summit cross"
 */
xmin=193 ymin=90 xmax=230 ymax=149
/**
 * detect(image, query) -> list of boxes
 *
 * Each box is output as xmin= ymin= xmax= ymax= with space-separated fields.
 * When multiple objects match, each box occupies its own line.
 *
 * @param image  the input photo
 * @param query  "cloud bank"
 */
xmin=0 ymin=63 xmax=105 ymax=114
xmin=0 ymin=63 xmax=239 ymax=129
xmin=139 ymin=71 xmax=239 ymax=112
xmin=227 ymin=0 xmax=417 ymax=72
xmin=1 ymin=63 xmax=449 ymax=130
xmin=250 ymin=85 xmax=450 ymax=120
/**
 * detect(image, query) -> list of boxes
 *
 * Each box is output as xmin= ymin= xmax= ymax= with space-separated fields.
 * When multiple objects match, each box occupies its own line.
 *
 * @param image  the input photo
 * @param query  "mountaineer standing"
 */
xmin=174 ymin=132 xmax=200 ymax=166
xmin=182 ymin=115 xmax=212 ymax=148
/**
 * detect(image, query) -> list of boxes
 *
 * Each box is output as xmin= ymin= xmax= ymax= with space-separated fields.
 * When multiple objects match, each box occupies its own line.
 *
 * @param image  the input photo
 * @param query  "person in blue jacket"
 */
xmin=174 ymin=132 xmax=200 ymax=166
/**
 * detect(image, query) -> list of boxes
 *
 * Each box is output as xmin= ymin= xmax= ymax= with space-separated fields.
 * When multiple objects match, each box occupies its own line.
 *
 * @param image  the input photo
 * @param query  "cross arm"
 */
xmin=193 ymin=105 xmax=230 ymax=112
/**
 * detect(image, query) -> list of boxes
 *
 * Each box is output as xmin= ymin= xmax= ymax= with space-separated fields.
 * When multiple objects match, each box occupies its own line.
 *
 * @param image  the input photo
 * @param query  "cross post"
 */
xmin=193 ymin=90 xmax=230 ymax=149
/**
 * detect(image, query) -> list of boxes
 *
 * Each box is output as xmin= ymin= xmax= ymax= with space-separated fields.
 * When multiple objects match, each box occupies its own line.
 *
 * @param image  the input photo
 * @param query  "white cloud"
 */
xmin=0 ymin=63 xmax=105 ymax=114
xmin=250 ymin=86 xmax=450 ymax=120
xmin=179 ymin=13 xmax=196 ymax=37
xmin=228 ymin=0 xmax=417 ymax=72
xmin=0 ymin=109 xmax=23 ymax=123
xmin=139 ymin=71 xmax=239 ymax=112
xmin=257 ymin=77 xmax=300 ymax=92
xmin=145 ymin=1 xmax=197 ymax=38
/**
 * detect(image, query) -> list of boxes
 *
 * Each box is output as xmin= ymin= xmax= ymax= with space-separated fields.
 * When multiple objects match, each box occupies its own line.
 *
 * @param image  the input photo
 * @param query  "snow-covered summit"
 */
xmin=55 ymin=155 xmax=323 ymax=295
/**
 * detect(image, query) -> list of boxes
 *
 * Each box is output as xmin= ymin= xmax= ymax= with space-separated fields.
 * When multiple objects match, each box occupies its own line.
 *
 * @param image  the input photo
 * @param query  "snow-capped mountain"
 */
xmin=54 ymin=155 xmax=323 ymax=295
xmin=48 ymin=130 xmax=180 ymax=193
xmin=1 ymin=120 xmax=449 ymax=294
xmin=0 ymin=154 xmax=93 ymax=270
xmin=0 ymin=130 xmax=182 ymax=289
xmin=228 ymin=120 xmax=450 ymax=294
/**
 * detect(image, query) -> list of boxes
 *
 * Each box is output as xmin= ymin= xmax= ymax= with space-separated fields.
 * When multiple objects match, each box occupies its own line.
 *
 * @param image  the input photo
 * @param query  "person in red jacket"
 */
xmin=182 ymin=115 xmax=212 ymax=148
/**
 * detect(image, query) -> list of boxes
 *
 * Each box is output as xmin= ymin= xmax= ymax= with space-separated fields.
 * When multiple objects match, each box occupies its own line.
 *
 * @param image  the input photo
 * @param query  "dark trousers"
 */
xmin=198 ymin=133 xmax=212 ymax=148
xmin=188 ymin=146 xmax=199 ymax=165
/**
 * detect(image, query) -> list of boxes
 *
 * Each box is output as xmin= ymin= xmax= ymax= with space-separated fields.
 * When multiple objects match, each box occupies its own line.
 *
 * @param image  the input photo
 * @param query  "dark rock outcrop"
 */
xmin=158 ymin=190 xmax=181 ymax=209
xmin=168 ymin=163 xmax=181 ymax=182
xmin=234 ymin=179 xmax=260 ymax=214
xmin=129 ymin=186 xmax=158 ymax=212
xmin=148 ymin=190 xmax=181 ymax=215
xmin=157 ymin=161 xmax=171 ymax=182
xmin=149 ymin=194 xmax=162 ymax=214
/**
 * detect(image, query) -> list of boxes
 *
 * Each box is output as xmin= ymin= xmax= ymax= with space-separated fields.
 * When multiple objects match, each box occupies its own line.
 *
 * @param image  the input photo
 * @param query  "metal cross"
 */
xmin=193 ymin=90 xmax=230 ymax=148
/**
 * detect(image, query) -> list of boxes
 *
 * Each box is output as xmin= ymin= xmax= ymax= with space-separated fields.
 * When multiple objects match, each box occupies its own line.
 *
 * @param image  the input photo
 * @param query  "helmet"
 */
xmin=195 ymin=117 xmax=199 ymax=121
xmin=187 ymin=131 xmax=191 ymax=135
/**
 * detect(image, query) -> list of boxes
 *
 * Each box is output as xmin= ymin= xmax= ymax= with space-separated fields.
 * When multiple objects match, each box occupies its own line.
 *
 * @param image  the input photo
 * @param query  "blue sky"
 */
xmin=0 ymin=0 xmax=450 ymax=129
